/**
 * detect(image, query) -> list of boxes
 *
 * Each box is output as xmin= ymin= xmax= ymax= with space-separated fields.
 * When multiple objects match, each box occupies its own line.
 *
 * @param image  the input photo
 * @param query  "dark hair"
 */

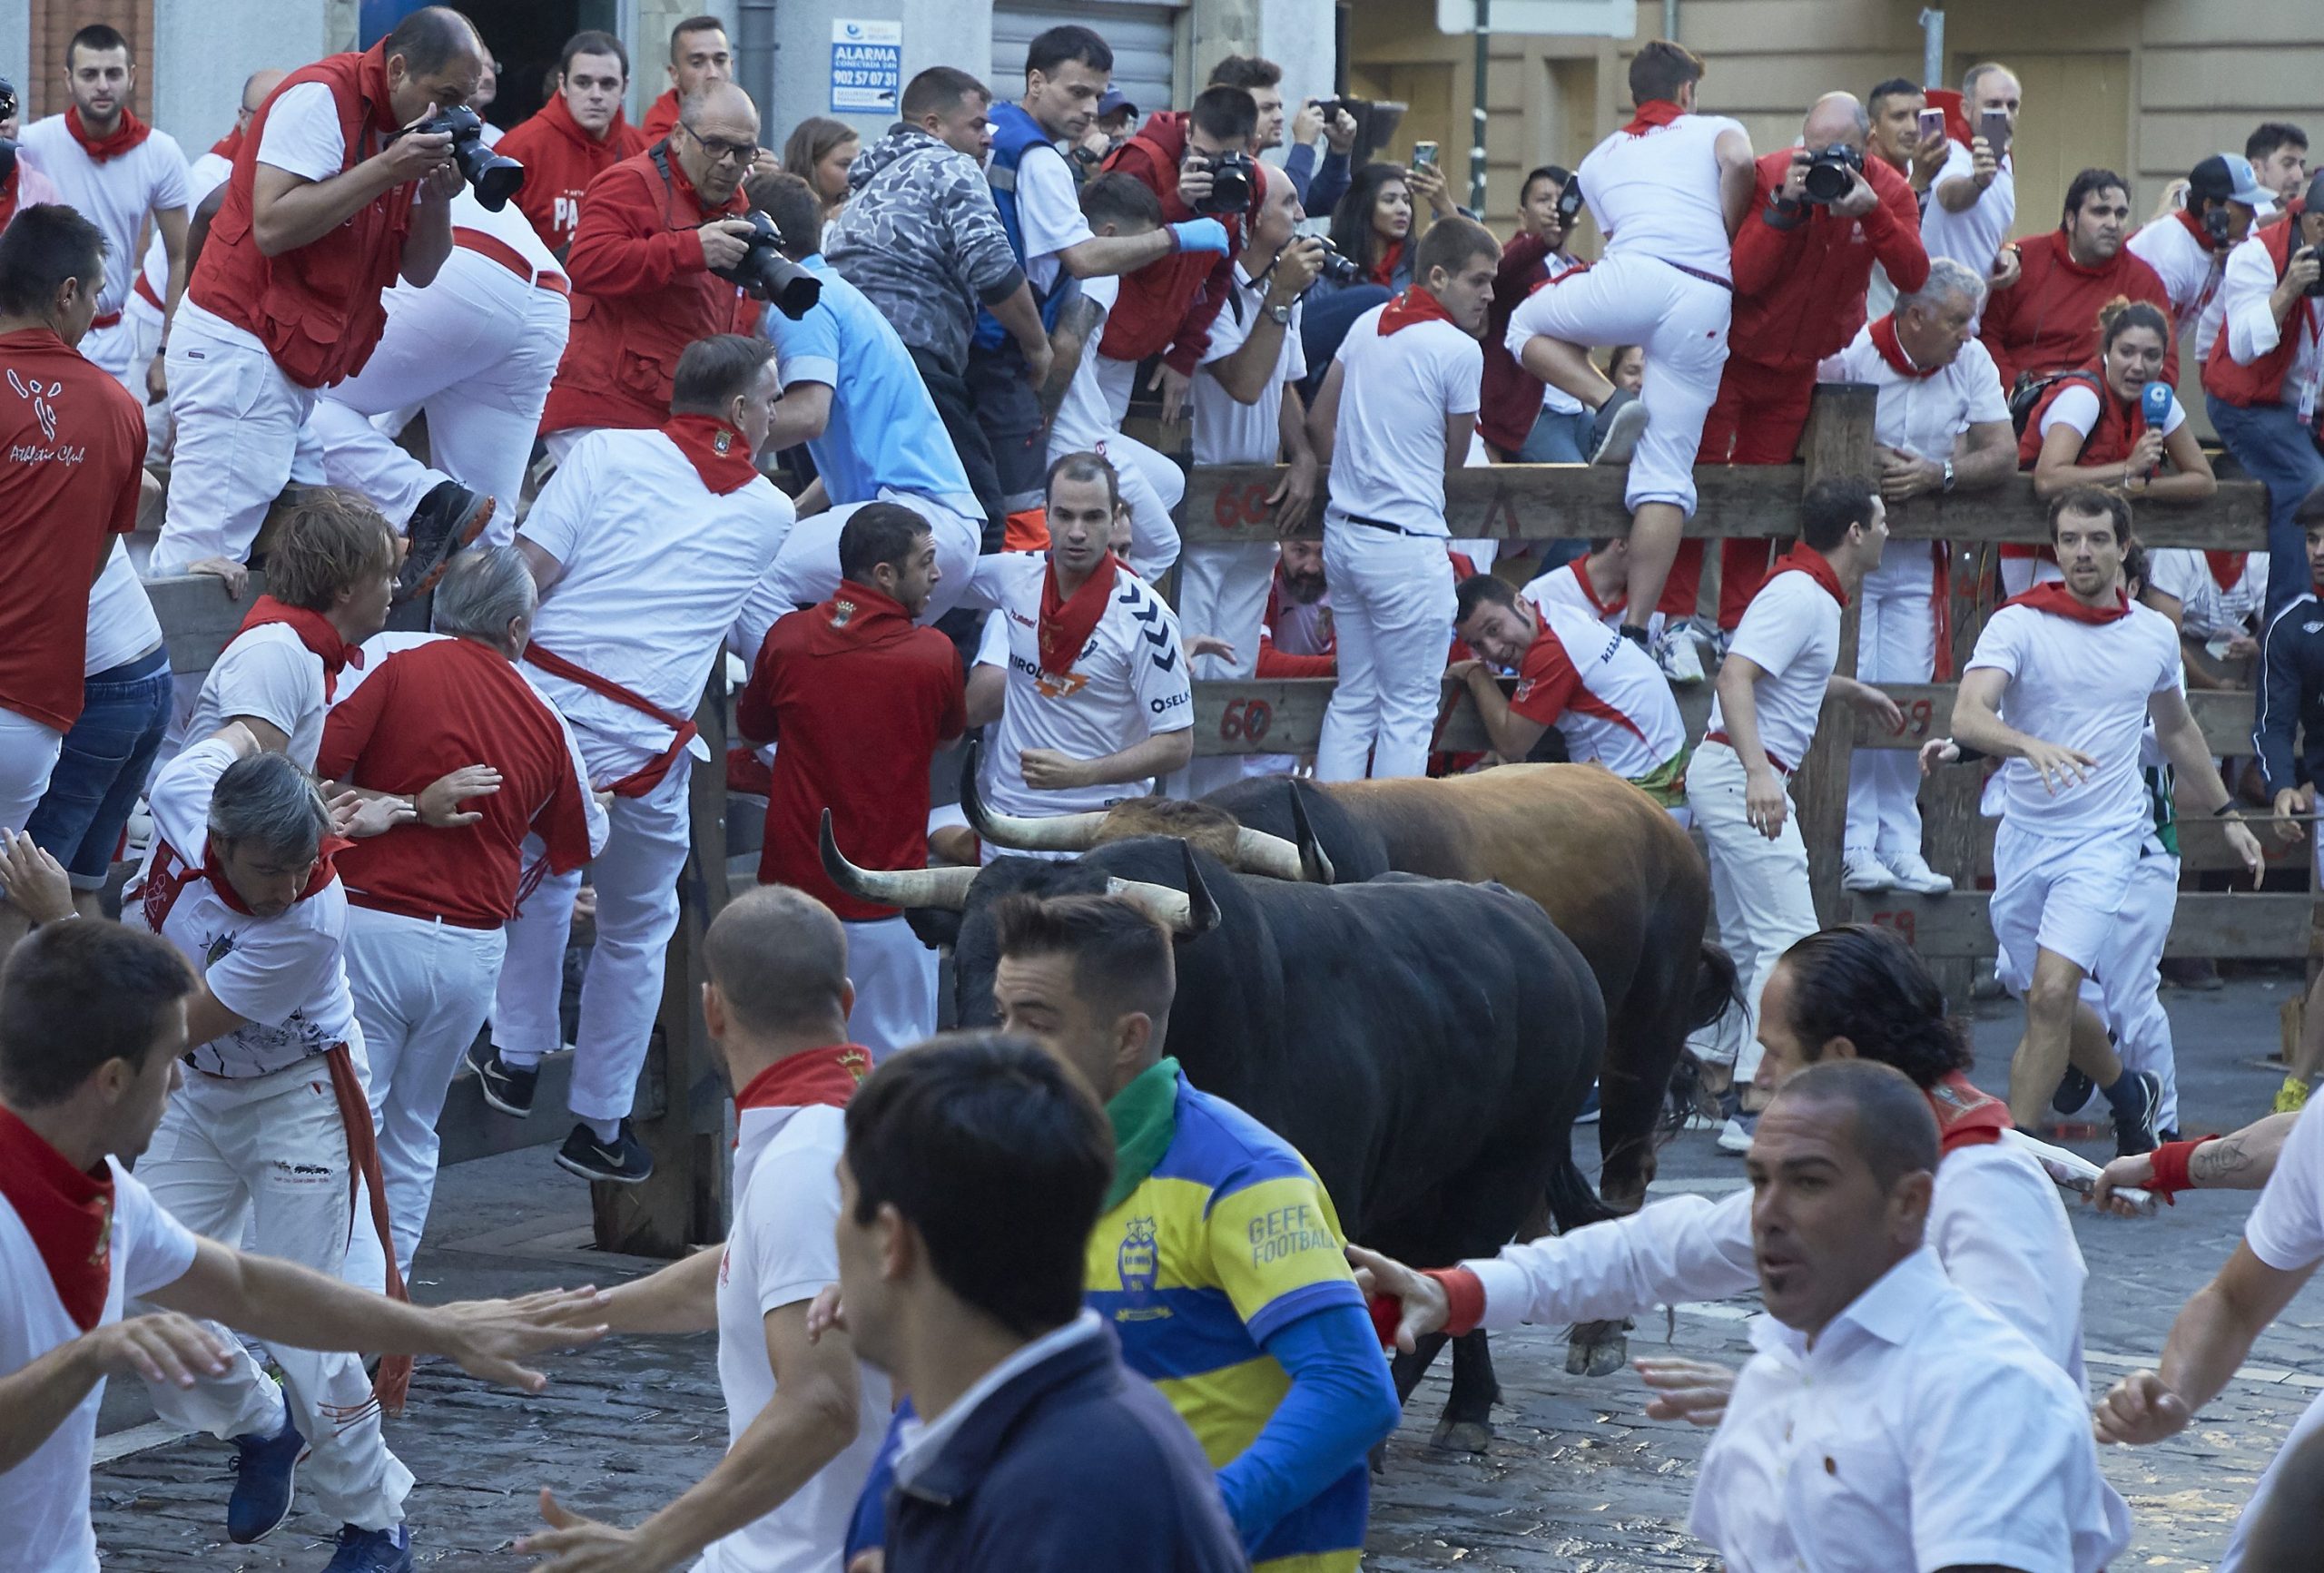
xmin=705 ymin=885 xmax=850 ymax=1037
xmin=1798 ymin=477 xmax=1877 ymax=551
xmin=1770 ymin=1058 xmax=1939 ymax=1193
xmin=1602 ymin=343 xmax=1641 ymax=377
xmin=0 ymin=204 xmax=106 ymax=318
xmin=781 ymin=117 xmax=857 ymax=197
xmin=670 ymin=333 xmax=775 ymax=416
xmin=2121 ymin=537 xmax=2151 ymax=598
xmin=844 ymin=1032 xmax=1112 ymax=1337
xmin=1866 ymin=76 xmax=1921 ymax=112
xmin=1189 ymin=84 xmax=1259 ymax=145
xmin=1081 ymin=170 xmax=1163 ymax=231
xmin=839 ymin=503 xmax=934 ymax=583
xmin=1329 ymin=162 xmax=1410 ymax=271
xmin=901 ymin=66 xmax=989 ymax=123
xmin=1047 ymin=449 xmax=1122 ymax=511
xmin=1776 ymin=926 xmax=1972 ymax=1090
xmin=559 ymin=29 xmax=628 ymax=80
xmin=1416 ymin=216 xmax=1498 ymax=285
xmin=67 ymin=24 xmax=131 ymax=66
xmin=991 ymin=893 xmax=1177 ymax=1026
xmin=209 ymin=752 xmax=333 ymax=865
xmin=2062 ymin=168 xmax=2129 ymax=225
xmin=669 ymin=15 xmax=727 ymax=58
xmin=2049 ymin=485 xmax=2132 ymax=545
xmin=2098 ymin=296 xmax=2171 ymax=356
xmin=264 ymin=488 xmax=398 ymax=610
xmin=1207 ymin=54 xmax=1282 ymax=92
xmin=0 ymin=922 xmax=195 ymax=1107
xmin=1520 ymin=163 xmax=1571 ymax=205
xmin=751 ymin=170 xmax=825 ymax=256
xmin=385 ymin=6 xmax=482 ymax=79
xmin=1027 ymin=25 xmax=1111 ymax=79
xmin=1453 ymin=573 xmax=1520 ymax=625
xmin=2249 ymin=121 xmax=2309 ymax=162
xmin=1628 ymin=39 xmax=1705 ymax=107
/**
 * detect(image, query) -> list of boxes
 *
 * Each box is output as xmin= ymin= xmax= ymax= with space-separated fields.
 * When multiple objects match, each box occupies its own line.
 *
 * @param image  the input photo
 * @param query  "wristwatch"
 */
xmin=1941 ymin=457 xmax=1955 ymax=493
xmin=1265 ymin=301 xmax=1294 ymax=327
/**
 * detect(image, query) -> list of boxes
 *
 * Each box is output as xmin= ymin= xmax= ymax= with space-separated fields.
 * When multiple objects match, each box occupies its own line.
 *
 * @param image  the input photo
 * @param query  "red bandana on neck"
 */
xmin=1868 ymin=314 xmax=1937 ymax=379
xmin=2005 ymin=582 xmax=2132 ymax=624
xmin=1767 ymin=544 xmax=1846 ymax=607
xmin=210 ymin=126 xmax=245 ymax=163
xmin=1569 ymin=559 xmax=1625 ymax=617
xmin=1922 ymin=88 xmax=1974 ymax=152
xmin=2172 ymin=205 xmax=2221 ymax=254
xmin=237 ymin=595 xmax=364 ymax=702
xmin=66 ymin=103 xmax=153 ymax=162
xmin=662 ymin=416 xmax=761 ymax=495
xmin=1039 ymin=552 xmax=1121 ymax=675
xmin=1925 ymin=1072 xmax=2011 ymax=1154
xmin=201 ymin=833 xmax=350 ymax=916
xmin=1379 ymin=286 xmax=1461 ymax=337
xmin=735 ymin=1044 xmax=872 ymax=1113
xmin=1623 ymin=100 xmax=1686 ymax=136
xmin=0 ymin=1105 xmax=115 ymax=1331
xmin=2206 ymin=551 xmax=2249 ymax=592
xmin=1369 ymin=238 xmax=1405 ymax=290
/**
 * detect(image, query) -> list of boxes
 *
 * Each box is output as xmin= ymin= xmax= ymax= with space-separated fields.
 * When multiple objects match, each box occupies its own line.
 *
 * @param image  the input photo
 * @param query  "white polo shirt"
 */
xmin=968 ymin=552 xmax=1193 ymax=818
xmin=2038 ymin=381 xmax=2187 ymax=447
xmin=0 ymin=1156 xmax=198 ymax=1573
xmin=136 ymin=148 xmax=235 ymax=312
xmin=185 ymin=623 xmax=330 ymax=771
xmin=704 ymin=1098 xmax=891 ymax=1573
xmin=1919 ymin=139 xmax=2015 ymax=277
xmin=1572 ymin=113 xmax=1743 ymax=280
xmin=1817 ymin=324 xmax=2011 ymax=463
xmin=1965 ymin=600 xmax=2183 ymax=839
xmin=124 ymin=737 xmax=359 ymax=1078
xmin=2221 ymin=1101 xmax=2324 ymax=1570
xmin=1194 ymin=266 xmax=1306 ymax=467
xmin=1049 ymin=274 xmax=1123 ymax=457
xmin=1706 ymin=565 xmax=1844 ymax=774
xmin=2128 ymin=212 xmax=2229 ymax=362
xmin=19 ymin=116 xmax=192 ymax=318
xmin=1324 ymin=305 xmax=1481 ymax=536
xmin=1691 ymin=1246 xmax=2127 ymax=1573
xmin=2147 ymin=547 xmax=2265 ymax=640
xmin=1522 ymin=559 xmax=1627 ymax=628
xmin=1510 ymin=601 xmax=1683 ymax=778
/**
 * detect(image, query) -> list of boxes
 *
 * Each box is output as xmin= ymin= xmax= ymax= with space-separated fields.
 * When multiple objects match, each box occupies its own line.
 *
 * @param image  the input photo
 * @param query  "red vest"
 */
xmin=2202 ymin=204 xmax=2314 ymax=409
xmin=189 ymin=44 xmax=415 ymax=389
xmin=2014 ymin=364 xmax=2142 ymax=469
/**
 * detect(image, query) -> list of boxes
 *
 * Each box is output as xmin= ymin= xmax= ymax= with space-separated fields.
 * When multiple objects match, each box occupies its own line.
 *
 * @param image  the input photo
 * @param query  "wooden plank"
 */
xmin=1848 ymin=890 xmax=2317 ymax=961
xmin=1921 ymin=539 xmax=1991 ymax=1008
xmin=1795 ymin=385 xmax=1878 ymax=927
xmin=147 ymin=572 xmax=272 ymax=676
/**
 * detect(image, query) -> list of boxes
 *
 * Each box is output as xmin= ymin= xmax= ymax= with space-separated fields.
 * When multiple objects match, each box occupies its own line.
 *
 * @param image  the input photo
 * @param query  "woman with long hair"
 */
xmin=782 ymin=115 xmax=862 ymax=226
xmin=1325 ymin=162 xmax=1417 ymax=291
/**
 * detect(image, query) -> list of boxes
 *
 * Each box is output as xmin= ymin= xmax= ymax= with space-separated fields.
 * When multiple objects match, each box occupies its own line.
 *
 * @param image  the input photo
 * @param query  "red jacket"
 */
xmin=1728 ymin=150 xmax=1928 ymax=371
xmin=1098 ymin=113 xmax=1261 ymax=375
xmin=539 ymin=144 xmax=747 ymax=437
xmin=496 ymin=93 xmax=646 ymax=255
xmin=2203 ymin=206 xmax=2315 ymax=408
xmin=641 ymin=89 xmax=680 ymax=143
xmin=1980 ymin=230 xmax=2176 ymax=393
xmin=1479 ymin=232 xmax=1572 ymax=454
xmin=190 ymin=44 xmax=415 ymax=388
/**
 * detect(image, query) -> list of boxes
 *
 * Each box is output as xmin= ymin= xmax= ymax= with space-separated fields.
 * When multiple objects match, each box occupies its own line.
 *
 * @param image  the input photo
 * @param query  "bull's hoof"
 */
xmin=1429 ymin=1417 xmax=1493 ymax=1453
xmin=1565 ymin=1320 xmax=1630 ymax=1377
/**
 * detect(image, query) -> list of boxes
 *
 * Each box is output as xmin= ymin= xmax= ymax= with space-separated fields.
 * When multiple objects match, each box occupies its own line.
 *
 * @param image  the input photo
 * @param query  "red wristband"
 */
xmin=2147 ymin=1136 xmax=2218 ymax=1199
xmin=1423 ymin=1266 xmax=1487 ymax=1338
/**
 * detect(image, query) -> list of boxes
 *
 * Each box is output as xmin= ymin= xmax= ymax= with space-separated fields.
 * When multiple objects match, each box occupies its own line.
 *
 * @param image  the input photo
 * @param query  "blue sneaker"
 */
xmin=226 ymin=1404 xmax=303 ymax=1544
xmin=321 ymin=1523 xmax=414 ymax=1573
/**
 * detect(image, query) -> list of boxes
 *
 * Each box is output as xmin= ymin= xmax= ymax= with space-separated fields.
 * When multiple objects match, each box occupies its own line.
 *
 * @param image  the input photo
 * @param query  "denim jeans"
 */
xmin=1517 ymin=406 xmax=1593 ymax=463
xmin=23 ymin=646 xmax=172 ymax=889
xmin=2206 ymin=393 xmax=2324 ymax=618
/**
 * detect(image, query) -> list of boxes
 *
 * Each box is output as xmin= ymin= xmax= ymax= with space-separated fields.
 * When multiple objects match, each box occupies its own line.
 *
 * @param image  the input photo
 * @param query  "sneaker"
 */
xmin=2110 ymin=1070 xmax=2162 ymax=1158
xmin=226 ymin=1404 xmax=303 ymax=1544
xmin=1653 ymin=624 xmax=1706 ymax=685
xmin=1881 ymin=850 xmax=1955 ymax=896
xmin=2276 ymin=1075 xmax=2311 ymax=1115
xmin=394 ymin=481 xmax=493 ymax=603
xmin=1716 ymin=1111 xmax=1758 ymax=1155
xmin=465 ymin=1039 xmax=536 ymax=1118
xmin=1684 ymin=1086 xmax=1739 ymax=1134
xmin=1575 ymin=1082 xmax=1600 ymax=1125
xmin=556 ymin=1119 xmax=655 ymax=1185
xmin=2050 ymin=1066 xmax=2094 ymax=1116
xmin=1842 ymin=848 xmax=1896 ymax=893
xmin=321 ymin=1524 xmax=413 ymax=1573
xmin=1587 ymin=388 xmax=1649 ymax=465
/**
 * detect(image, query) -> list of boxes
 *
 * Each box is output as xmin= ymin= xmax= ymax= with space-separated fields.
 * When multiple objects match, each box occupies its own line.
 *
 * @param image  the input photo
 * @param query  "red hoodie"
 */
xmin=1098 ymin=113 xmax=1263 ymax=375
xmin=1980 ymin=230 xmax=2176 ymax=392
xmin=642 ymin=89 xmax=681 ymax=143
xmin=1728 ymin=149 xmax=1928 ymax=371
xmin=497 ymin=92 xmax=647 ymax=254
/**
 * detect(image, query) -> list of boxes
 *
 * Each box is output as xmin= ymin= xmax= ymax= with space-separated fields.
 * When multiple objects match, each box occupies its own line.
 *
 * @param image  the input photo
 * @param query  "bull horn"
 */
xmin=1287 ymin=782 xmax=1336 ymax=885
xmin=820 ymin=809 xmax=978 ymax=910
xmin=1103 ymin=842 xmax=1221 ymax=938
xmin=960 ymin=740 xmax=1108 ymax=853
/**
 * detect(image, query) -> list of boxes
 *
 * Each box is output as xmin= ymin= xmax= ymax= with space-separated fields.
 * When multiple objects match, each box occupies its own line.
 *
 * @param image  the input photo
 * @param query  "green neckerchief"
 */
xmin=1103 ymin=1057 xmax=1182 ymax=1212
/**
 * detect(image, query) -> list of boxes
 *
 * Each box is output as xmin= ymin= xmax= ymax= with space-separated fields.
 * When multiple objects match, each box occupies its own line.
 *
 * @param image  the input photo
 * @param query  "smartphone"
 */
xmin=1979 ymin=108 xmax=2011 ymax=160
xmin=1916 ymin=106 xmax=1944 ymax=144
xmin=1412 ymin=141 xmax=1439 ymax=171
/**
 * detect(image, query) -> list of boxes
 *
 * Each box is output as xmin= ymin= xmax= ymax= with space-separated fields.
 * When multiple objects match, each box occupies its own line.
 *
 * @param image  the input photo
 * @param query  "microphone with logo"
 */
xmin=2141 ymin=381 xmax=2174 ymax=480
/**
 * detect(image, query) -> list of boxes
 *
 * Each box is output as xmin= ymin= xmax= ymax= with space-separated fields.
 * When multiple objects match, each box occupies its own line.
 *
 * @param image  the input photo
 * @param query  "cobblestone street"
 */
xmin=90 ymin=978 xmax=2324 ymax=1569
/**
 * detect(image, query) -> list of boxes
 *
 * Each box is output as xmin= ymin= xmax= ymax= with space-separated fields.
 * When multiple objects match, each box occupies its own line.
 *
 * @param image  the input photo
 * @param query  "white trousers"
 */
xmin=0 ymin=706 xmax=64 ymax=833
xmin=138 ymin=1052 xmax=414 ymax=1529
xmin=340 ymin=905 xmax=507 ymax=1284
xmin=1164 ymin=540 xmax=1277 ymax=800
xmin=1316 ymin=520 xmax=1454 ymax=782
xmin=1087 ymin=431 xmax=1184 ymax=581
xmin=84 ymin=313 xmax=162 ymax=392
xmin=1846 ymin=550 xmax=1939 ymax=857
xmin=1096 ymin=354 xmax=1138 ymax=425
xmin=312 ymin=253 xmax=570 ymax=545
xmin=765 ymin=490 xmax=983 ymax=630
xmin=844 ymin=915 xmax=939 ymax=1059
xmin=1689 ymin=742 xmax=1818 ymax=1080
xmin=152 ymin=312 xmax=324 ymax=572
xmin=1511 ymin=253 xmax=1730 ymax=516
xmin=494 ymin=752 xmax=692 ymax=1125
xmin=2102 ymin=847 xmax=2181 ymax=1132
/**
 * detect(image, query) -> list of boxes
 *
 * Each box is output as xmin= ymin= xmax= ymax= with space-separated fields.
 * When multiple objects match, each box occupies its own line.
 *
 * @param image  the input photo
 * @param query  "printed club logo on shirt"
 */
xmin=7 ymin=368 xmax=63 ymax=442
xmin=1113 ymin=1214 xmax=1167 ymax=1321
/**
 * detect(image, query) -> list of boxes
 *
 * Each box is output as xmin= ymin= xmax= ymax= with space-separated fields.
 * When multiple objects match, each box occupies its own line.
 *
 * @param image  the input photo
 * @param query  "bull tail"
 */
xmin=1689 ymin=940 xmax=1742 ymax=1037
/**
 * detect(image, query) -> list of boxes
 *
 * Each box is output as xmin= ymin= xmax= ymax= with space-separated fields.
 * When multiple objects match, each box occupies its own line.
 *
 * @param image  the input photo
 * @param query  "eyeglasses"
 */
xmin=681 ymin=123 xmax=759 ymax=165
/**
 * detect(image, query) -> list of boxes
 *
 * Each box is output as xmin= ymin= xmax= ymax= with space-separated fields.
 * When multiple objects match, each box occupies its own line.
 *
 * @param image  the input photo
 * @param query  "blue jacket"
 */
xmin=2257 ymin=589 xmax=2324 ymax=796
xmin=880 ymin=1322 xmax=1250 ymax=1573
xmin=972 ymin=100 xmax=1074 ymax=353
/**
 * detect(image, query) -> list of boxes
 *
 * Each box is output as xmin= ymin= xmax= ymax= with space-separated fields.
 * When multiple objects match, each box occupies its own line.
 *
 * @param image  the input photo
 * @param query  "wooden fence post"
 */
xmin=1920 ymin=539 xmax=1993 ymax=1008
xmin=1793 ymin=384 xmax=1879 ymax=926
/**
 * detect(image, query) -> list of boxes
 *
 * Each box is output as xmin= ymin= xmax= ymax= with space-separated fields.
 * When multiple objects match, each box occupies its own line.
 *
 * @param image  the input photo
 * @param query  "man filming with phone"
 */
xmin=1921 ymin=62 xmax=2022 ymax=286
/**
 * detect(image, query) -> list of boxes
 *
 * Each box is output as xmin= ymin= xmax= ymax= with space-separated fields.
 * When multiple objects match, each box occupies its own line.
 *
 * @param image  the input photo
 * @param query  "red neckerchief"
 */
xmin=734 ymin=1044 xmax=872 ymax=1112
xmin=807 ymin=580 xmax=920 ymax=657
xmin=1925 ymin=1072 xmax=2011 ymax=1153
xmin=210 ymin=126 xmax=245 ymax=163
xmin=1623 ymin=100 xmax=1686 ymax=136
xmin=201 ymin=832 xmax=350 ymax=917
xmin=0 ymin=1105 xmax=114 ymax=1332
xmin=1369 ymin=237 xmax=1404 ymax=289
xmin=1923 ymin=88 xmax=1974 ymax=152
xmin=2206 ymin=551 xmax=2249 ymax=591
xmin=354 ymin=41 xmax=404 ymax=140
xmin=1570 ymin=559 xmax=1624 ymax=617
xmin=1039 ymin=552 xmax=1120 ymax=675
xmin=2172 ymin=204 xmax=2220 ymax=254
xmin=661 ymin=416 xmax=761 ymax=495
xmin=65 ymin=103 xmax=153 ymax=162
xmin=2005 ymin=581 xmax=2132 ymax=624
xmin=1766 ymin=544 xmax=1847 ymax=607
xmin=237 ymin=595 xmax=365 ymax=702
xmin=0 ymin=162 xmax=16 ymax=233
xmin=1868 ymin=314 xmax=1938 ymax=379
xmin=1379 ymin=286 xmax=1461 ymax=337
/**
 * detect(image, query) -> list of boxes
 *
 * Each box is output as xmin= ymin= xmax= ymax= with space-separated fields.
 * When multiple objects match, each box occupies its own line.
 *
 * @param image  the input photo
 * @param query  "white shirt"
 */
xmin=967 ymin=552 xmax=1193 ymax=818
xmin=1706 ymin=567 xmax=1843 ymax=772
xmin=1515 ymin=602 xmax=1684 ymax=779
xmin=257 ymin=80 xmax=350 ymax=182
xmin=1690 ymin=1247 xmax=2128 ymax=1573
xmin=2222 ymin=1101 xmax=2324 ymax=1570
xmin=2038 ymin=380 xmax=2187 ymax=446
xmin=137 ymin=149 xmax=234 ymax=313
xmin=519 ymin=428 xmax=793 ymax=776
xmin=891 ymin=1310 xmax=1107 ymax=1490
xmin=2128 ymin=213 xmax=2230 ymax=361
xmin=1523 ymin=559 xmax=1626 ymax=628
xmin=1817 ymin=324 xmax=2011 ymax=463
xmin=1572 ymin=113 xmax=1743 ymax=279
xmin=84 ymin=541 xmax=163 ymax=675
xmin=2222 ymin=228 xmax=2324 ymax=416
xmin=1965 ymin=600 xmax=2183 ymax=839
xmin=0 ymin=1159 xmax=198 ymax=1573
xmin=2148 ymin=547 xmax=2266 ymax=639
xmin=1919 ymin=139 xmax=2015 ymax=278
xmin=185 ymin=622 xmax=329 ymax=771
xmin=19 ymin=116 xmax=192 ymax=317
xmin=1194 ymin=265 xmax=1306 ymax=467
xmin=124 ymin=737 xmax=359 ymax=1077
xmin=1536 ymin=251 xmax=1590 ymax=414
xmin=1326 ymin=305 xmax=1481 ymax=536
xmin=1010 ymin=142 xmax=1091 ymax=297
xmin=703 ymin=1099 xmax=891 ymax=1573
xmin=1049 ymin=274 xmax=1123 ymax=456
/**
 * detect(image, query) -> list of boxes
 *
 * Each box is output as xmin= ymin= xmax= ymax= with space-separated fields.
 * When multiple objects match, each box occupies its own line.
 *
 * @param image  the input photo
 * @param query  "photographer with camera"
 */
xmin=1980 ymin=167 xmax=2173 ymax=396
xmin=537 ymin=79 xmax=760 ymax=458
xmin=2132 ymin=153 xmax=2265 ymax=365
xmin=148 ymin=8 xmax=488 ymax=588
xmin=2205 ymin=172 xmax=2324 ymax=618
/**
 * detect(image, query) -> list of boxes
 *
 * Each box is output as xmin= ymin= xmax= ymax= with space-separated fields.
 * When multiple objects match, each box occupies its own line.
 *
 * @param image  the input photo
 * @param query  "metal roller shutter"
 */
xmin=990 ymin=1 xmax=1183 ymax=124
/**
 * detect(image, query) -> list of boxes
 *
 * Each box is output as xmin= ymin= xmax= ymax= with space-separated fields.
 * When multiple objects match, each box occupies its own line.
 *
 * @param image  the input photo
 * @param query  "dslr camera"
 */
xmin=1313 ymin=240 xmax=1359 ymax=285
xmin=2299 ymin=245 xmax=2324 ymax=299
xmin=1194 ymin=150 xmax=1257 ymax=216
xmin=713 ymin=211 xmax=822 ymax=320
xmin=403 ymin=103 xmax=525 ymax=211
xmin=1800 ymin=143 xmax=1864 ymax=204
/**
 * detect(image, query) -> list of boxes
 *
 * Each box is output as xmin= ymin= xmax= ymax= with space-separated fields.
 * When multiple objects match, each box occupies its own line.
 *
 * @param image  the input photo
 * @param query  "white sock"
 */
xmin=585 ymin=1116 xmax=623 ymax=1145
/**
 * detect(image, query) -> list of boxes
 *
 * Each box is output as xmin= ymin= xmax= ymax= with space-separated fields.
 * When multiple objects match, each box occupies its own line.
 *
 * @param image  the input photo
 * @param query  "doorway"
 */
xmin=362 ymin=0 xmax=611 ymax=129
